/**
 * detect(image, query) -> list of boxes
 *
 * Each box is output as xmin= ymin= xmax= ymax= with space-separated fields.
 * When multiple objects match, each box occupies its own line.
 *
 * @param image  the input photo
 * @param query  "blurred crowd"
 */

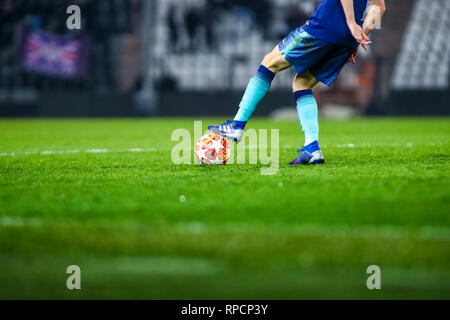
xmin=0 ymin=0 xmax=142 ymax=91
xmin=0 ymin=0 xmax=136 ymax=33
xmin=166 ymin=0 xmax=314 ymax=53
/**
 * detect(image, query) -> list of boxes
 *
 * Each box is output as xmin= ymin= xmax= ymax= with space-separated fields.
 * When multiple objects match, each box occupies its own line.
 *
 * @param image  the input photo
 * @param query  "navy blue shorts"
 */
xmin=278 ymin=26 xmax=355 ymax=86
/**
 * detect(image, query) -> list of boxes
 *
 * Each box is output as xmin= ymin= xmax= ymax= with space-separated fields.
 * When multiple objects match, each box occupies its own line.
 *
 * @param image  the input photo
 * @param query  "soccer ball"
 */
xmin=194 ymin=133 xmax=230 ymax=165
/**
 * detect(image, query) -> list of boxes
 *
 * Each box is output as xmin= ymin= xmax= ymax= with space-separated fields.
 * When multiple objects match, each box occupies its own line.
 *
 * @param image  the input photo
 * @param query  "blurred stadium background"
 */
xmin=1 ymin=0 xmax=449 ymax=300
xmin=0 ymin=0 xmax=449 ymax=118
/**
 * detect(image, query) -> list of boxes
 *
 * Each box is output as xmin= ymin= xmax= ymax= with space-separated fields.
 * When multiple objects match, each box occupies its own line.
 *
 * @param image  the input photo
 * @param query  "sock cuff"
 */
xmin=294 ymin=89 xmax=313 ymax=102
xmin=257 ymin=65 xmax=275 ymax=83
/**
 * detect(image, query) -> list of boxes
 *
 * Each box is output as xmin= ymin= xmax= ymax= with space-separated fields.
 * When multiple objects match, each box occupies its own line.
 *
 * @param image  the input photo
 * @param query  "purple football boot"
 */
xmin=289 ymin=141 xmax=325 ymax=165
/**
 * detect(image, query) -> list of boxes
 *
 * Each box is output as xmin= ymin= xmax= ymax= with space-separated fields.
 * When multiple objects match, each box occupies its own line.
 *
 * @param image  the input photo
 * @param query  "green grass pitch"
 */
xmin=0 ymin=117 xmax=449 ymax=299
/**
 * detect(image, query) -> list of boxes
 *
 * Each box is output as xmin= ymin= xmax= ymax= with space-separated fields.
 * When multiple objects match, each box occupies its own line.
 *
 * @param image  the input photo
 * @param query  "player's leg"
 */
xmin=233 ymin=46 xmax=291 ymax=122
xmin=209 ymin=25 xmax=332 ymax=143
xmin=261 ymin=45 xmax=293 ymax=73
xmin=208 ymin=46 xmax=291 ymax=142
xmin=289 ymin=71 xmax=325 ymax=165
xmin=293 ymin=71 xmax=319 ymax=147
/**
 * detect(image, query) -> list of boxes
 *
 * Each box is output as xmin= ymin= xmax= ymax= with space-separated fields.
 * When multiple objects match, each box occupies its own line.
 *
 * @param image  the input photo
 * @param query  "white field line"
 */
xmin=0 ymin=148 xmax=157 ymax=157
xmin=282 ymin=143 xmax=421 ymax=149
xmin=241 ymin=143 xmax=420 ymax=150
xmin=0 ymin=142 xmax=443 ymax=158
xmin=0 ymin=216 xmax=449 ymax=242
xmin=173 ymin=222 xmax=450 ymax=242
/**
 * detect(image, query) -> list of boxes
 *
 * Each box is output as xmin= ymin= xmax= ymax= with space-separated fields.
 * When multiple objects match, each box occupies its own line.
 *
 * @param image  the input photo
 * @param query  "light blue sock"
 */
xmin=234 ymin=65 xmax=275 ymax=122
xmin=294 ymin=89 xmax=319 ymax=146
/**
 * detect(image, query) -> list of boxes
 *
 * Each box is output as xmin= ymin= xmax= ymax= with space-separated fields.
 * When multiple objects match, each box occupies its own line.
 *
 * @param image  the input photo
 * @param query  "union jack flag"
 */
xmin=19 ymin=27 xmax=89 ymax=79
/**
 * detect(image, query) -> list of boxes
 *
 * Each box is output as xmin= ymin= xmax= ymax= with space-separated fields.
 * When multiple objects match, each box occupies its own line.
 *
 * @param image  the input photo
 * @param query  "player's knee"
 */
xmin=292 ymin=79 xmax=298 ymax=92
xmin=261 ymin=50 xmax=285 ymax=74
xmin=293 ymin=73 xmax=317 ymax=91
xmin=293 ymin=75 xmax=308 ymax=91
xmin=261 ymin=53 xmax=277 ymax=72
xmin=293 ymin=82 xmax=314 ymax=91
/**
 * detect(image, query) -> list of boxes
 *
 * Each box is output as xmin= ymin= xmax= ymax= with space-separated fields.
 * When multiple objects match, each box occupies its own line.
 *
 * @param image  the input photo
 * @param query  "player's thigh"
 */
xmin=292 ymin=71 xmax=319 ymax=91
xmin=261 ymin=46 xmax=291 ymax=74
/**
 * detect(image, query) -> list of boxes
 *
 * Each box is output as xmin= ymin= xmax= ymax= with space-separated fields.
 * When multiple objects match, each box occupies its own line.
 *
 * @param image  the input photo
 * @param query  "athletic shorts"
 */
xmin=278 ymin=26 xmax=356 ymax=86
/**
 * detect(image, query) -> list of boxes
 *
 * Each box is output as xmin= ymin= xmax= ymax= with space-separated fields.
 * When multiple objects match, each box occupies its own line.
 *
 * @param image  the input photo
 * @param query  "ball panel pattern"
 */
xmin=194 ymin=133 xmax=230 ymax=165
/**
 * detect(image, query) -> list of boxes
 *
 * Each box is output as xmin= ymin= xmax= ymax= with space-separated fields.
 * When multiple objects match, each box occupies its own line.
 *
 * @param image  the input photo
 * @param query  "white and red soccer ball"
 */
xmin=194 ymin=133 xmax=230 ymax=165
